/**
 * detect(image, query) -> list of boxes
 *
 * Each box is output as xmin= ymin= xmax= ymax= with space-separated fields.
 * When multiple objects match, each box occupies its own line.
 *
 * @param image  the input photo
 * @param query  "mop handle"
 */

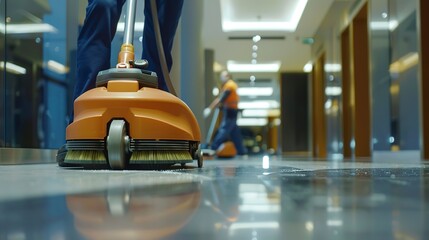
xmin=123 ymin=0 xmax=137 ymax=45
xmin=206 ymin=107 xmax=220 ymax=144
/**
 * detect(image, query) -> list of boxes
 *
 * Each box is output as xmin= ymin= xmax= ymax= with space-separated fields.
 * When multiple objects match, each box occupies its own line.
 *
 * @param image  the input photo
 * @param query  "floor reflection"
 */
xmin=67 ymin=182 xmax=201 ymax=240
xmin=0 ymin=164 xmax=428 ymax=239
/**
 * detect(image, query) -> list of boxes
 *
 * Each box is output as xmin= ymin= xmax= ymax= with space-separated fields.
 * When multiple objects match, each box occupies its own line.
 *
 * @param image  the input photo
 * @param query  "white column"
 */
xmin=180 ymin=0 xmax=205 ymax=133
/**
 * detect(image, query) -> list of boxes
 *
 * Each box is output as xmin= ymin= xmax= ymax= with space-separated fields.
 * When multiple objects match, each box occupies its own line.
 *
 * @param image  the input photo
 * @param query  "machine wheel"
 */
xmin=107 ymin=120 xmax=129 ymax=170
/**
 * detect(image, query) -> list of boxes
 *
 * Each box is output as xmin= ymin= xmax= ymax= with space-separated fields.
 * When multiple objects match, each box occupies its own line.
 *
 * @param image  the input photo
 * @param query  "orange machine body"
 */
xmin=66 ymin=80 xmax=201 ymax=142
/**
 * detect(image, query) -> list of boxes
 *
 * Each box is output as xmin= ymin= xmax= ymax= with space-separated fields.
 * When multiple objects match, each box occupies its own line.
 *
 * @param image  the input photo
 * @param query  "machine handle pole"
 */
xmin=206 ymin=108 xmax=220 ymax=144
xmin=123 ymin=0 xmax=137 ymax=45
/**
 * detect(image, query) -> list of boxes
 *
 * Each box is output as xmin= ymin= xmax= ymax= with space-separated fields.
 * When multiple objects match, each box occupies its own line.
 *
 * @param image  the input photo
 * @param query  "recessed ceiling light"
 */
xmin=238 ymin=100 xmax=280 ymax=109
xmin=303 ymin=61 xmax=313 ymax=72
xmin=237 ymin=118 xmax=268 ymax=126
xmin=324 ymin=63 xmax=342 ymax=72
xmin=252 ymin=35 xmax=261 ymax=43
xmin=227 ymin=61 xmax=281 ymax=72
xmin=221 ymin=0 xmax=308 ymax=32
xmin=325 ymin=86 xmax=342 ymax=96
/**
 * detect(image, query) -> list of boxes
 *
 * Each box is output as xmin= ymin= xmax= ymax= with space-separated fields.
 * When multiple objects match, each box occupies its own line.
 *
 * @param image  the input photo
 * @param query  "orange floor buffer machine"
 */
xmin=57 ymin=0 xmax=203 ymax=169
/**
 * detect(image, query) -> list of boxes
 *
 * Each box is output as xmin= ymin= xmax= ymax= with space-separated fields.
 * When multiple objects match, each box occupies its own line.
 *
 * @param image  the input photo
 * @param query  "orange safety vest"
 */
xmin=222 ymin=79 xmax=239 ymax=109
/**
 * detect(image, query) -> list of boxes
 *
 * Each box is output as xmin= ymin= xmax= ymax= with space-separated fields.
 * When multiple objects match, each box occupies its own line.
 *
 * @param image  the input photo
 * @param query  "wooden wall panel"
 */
xmin=351 ymin=2 xmax=371 ymax=158
xmin=312 ymin=54 xmax=327 ymax=158
xmin=341 ymin=27 xmax=352 ymax=158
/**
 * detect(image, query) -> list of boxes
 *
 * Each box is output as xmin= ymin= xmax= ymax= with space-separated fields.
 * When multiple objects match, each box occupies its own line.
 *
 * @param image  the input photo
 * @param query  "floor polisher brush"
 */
xmin=60 ymin=0 xmax=202 ymax=169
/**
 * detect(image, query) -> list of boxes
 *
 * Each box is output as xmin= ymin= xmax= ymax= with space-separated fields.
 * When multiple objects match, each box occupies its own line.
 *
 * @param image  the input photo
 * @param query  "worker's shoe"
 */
xmin=202 ymin=149 xmax=216 ymax=156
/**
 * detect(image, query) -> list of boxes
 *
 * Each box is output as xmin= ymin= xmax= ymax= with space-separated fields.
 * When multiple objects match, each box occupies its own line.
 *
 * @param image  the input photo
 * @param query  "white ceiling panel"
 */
xmin=203 ymin=0 xmax=336 ymax=72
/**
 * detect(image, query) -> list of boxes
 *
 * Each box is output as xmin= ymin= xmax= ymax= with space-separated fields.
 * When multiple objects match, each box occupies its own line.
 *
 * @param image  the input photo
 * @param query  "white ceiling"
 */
xmin=221 ymin=0 xmax=300 ymax=23
xmin=202 ymin=0 xmax=336 ymax=72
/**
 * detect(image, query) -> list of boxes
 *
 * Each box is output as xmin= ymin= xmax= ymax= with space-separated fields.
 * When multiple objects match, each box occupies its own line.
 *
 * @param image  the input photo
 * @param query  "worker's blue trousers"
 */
xmin=211 ymin=109 xmax=247 ymax=155
xmin=74 ymin=0 xmax=184 ymax=110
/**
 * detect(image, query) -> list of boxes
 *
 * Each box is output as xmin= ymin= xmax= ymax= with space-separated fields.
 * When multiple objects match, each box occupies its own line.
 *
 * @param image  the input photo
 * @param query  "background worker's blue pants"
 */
xmin=74 ymin=0 xmax=184 ymax=113
xmin=211 ymin=109 xmax=247 ymax=155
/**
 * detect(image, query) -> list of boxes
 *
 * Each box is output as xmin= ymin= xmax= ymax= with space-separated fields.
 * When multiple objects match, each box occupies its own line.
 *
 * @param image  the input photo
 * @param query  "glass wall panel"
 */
xmin=0 ymin=0 xmax=79 ymax=149
xmin=390 ymin=1 xmax=419 ymax=150
xmin=0 ymin=0 xmax=5 ymax=146
xmin=370 ymin=0 xmax=392 ymax=151
xmin=370 ymin=0 xmax=419 ymax=152
xmin=0 ymin=1 xmax=145 ymax=151
xmin=311 ymin=2 xmax=350 ymax=158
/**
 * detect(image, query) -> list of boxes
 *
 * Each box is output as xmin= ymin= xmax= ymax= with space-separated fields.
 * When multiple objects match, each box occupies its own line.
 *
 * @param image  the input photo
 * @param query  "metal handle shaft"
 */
xmin=123 ymin=0 xmax=137 ymax=45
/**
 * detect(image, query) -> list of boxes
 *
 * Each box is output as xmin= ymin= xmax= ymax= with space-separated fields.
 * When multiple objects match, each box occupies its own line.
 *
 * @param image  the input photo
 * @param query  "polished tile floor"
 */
xmin=0 ymin=154 xmax=428 ymax=240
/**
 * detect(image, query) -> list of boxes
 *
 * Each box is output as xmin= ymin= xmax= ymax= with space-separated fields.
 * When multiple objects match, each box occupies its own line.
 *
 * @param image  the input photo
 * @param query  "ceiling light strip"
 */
xmin=237 ymin=87 xmax=273 ymax=96
xmin=227 ymin=61 xmax=281 ymax=73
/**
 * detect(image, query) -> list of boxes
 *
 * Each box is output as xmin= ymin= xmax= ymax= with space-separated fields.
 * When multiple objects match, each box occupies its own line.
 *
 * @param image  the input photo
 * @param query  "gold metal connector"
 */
xmin=116 ymin=43 xmax=135 ymax=68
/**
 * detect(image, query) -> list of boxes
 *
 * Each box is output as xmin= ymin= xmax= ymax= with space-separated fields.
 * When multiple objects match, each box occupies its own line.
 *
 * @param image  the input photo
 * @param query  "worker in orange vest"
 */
xmin=204 ymin=70 xmax=247 ymax=155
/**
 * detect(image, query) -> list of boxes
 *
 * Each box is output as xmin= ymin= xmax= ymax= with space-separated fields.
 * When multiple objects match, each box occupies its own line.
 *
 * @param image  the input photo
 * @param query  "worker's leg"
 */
xmin=230 ymin=123 xmax=247 ymax=155
xmin=211 ymin=118 xmax=233 ymax=151
xmin=74 ymin=0 xmax=126 ymax=103
xmin=211 ymin=109 xmax=241 ymax=151
xmin=142 ymin=0 xmax=184 ymax=91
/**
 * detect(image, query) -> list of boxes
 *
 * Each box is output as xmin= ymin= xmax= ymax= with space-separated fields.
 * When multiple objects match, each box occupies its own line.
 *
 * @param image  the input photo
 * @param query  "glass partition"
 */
xmin=0 ymin=0 xmax=77 ymax=149
xmin=370 ymin=0 xmax=392 ymax=151
xmin=0 ymin=0 xmax=5 ymax=146
xmin=0 ymin=0 xmax=139 ymax=151
xmin=370 ymin=0 xmax=419 ymax=151
xmin=389 ymin=1 xmax=419 ymax=150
